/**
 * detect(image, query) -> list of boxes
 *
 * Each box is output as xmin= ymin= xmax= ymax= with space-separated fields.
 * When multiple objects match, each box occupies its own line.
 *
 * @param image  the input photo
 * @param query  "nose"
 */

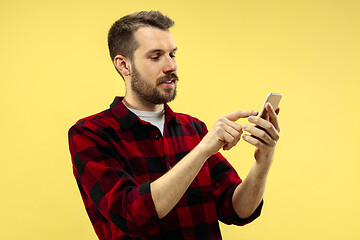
xmin=163 ymin=56 xmax=177 ymax=74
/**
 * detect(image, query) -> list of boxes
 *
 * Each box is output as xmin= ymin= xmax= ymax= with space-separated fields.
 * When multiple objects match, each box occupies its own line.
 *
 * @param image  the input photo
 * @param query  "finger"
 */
xmin=223 ymin=117 xmax=243 ymax=132
xmin=224 ymin=119 xmax=242 ymax=139
xmin=222 ymin=130 xmax=235 ymax=150
xmin=266 ymin=103 xmax=280 ymax=132
xmin=216 ymin=117 xmax=243 ymax=136
xmin=225 ymin=110 xmax=258 ymax=122
xmin=223 ymin=132 xmax=241 ymax=150
xmin=248 ymin=116 xmax=280 ymax=141
xmin=214 ymin=122 xmax=236 ymax=144
xmin=243 ymin=124 xmax=274 ymax=146
xmin=221 ymin=118 xmax=243 ymax=149
xmin=242 ymin=134 xmax=265 ymax=149
xmin=224 ymin=129 xmax=242 ymax=150
xmin=223 ymin=123 xmax=241 ymax=140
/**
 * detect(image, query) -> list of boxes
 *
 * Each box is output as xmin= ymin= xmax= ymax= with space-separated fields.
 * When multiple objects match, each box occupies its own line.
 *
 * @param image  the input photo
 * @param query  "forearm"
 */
xmin=150 ymin=110 xmax=259 ymax=219
xmin=235 ymin=103 xmax=280 ymax=219
xmin=150 ymin=143 xmax=211 ymax=219
xmin=232 ymin=160 xmax=270 ymax=219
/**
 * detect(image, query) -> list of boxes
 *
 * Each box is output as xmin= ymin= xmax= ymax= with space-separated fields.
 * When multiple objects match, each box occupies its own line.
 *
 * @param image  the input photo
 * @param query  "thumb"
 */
xmin=225 ymin=110 xmax=258 ymax=122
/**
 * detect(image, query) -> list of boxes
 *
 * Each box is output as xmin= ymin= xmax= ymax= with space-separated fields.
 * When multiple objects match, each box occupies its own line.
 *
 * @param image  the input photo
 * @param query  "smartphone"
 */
xmin=258 ymin=93 xmax=282 ymax=119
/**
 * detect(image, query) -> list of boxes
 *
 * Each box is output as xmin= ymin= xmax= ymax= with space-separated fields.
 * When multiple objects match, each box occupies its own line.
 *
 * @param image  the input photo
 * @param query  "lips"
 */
xmin=160 ymin=79 xmax=175 ymax=84
xmin=157 ymin=73 xmax=179 ymax=85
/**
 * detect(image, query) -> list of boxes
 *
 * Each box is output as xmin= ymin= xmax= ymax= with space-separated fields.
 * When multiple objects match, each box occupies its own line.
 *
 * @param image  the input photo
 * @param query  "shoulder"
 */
xmin=174 ymin=112 xmax=208 ymax=136
xmin=175 ymin=112 xmax=204 ymax=124
xmin=69 ymin=108 xmax=118 ymax=133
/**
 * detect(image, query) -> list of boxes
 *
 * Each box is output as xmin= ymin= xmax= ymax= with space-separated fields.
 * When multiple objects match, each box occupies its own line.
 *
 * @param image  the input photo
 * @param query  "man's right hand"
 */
xmin=198 ymin=110 xmax=258 ymax=157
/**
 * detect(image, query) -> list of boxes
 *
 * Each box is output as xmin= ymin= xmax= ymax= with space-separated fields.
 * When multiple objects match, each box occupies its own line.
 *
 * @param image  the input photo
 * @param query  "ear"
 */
xmin=114 ymin=55 xmax=131 ymax=77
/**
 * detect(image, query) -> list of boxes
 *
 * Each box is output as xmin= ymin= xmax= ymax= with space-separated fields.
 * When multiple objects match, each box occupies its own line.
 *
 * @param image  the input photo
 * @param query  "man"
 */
xmin=68 ymin=11 xmax=280 ymax=240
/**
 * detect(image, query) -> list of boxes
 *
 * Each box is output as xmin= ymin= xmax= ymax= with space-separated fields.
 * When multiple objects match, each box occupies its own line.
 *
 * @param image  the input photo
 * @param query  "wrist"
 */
xmin=194 ymin=141 xmax=214 ymax=160
xmin=255 ymin=147 xmax=274 ymax=164
xmin=253 ymin=157 xmax=272 ymax=177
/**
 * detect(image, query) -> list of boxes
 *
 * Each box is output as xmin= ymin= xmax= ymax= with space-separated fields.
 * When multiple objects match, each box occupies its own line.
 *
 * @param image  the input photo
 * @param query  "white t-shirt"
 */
xmin=127 ymin=107 xmax=165 ymax=135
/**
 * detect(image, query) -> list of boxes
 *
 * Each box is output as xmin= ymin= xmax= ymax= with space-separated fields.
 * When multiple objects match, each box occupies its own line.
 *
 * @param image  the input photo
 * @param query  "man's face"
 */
xmin=129 ymin=27 xmax=178 ymax=105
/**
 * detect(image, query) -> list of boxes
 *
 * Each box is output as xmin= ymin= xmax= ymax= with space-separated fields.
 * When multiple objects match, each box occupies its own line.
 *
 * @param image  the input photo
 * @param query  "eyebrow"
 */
xmin=146 ymin=47 xmax=178 ymax=55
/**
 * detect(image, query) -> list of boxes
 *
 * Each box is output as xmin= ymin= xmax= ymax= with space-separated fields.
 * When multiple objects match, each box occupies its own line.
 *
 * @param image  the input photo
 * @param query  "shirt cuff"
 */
xmin=232 ymin=199 xmax=263 ymax=226
xmin=221 ymin=184 xmax=263 ymax=226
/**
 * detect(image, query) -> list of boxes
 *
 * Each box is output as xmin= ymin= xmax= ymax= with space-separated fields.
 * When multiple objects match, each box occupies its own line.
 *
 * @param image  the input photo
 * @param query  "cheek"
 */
xmin=141 ymin=63 xmax=161 ymax=79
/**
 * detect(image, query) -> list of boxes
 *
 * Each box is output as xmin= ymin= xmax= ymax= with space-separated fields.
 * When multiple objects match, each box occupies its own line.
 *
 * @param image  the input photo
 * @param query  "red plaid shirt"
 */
xmin=68 ymin=97 xmax=262 ymax=240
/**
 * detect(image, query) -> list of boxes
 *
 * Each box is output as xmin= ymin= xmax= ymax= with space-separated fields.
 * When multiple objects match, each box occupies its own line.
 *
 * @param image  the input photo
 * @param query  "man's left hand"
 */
xmin=242 ymin=102 xmax=280 ymax=169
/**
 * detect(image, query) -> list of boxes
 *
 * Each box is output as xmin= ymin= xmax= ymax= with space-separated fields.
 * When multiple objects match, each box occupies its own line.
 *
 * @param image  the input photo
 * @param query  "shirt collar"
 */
xmin=110 ymin=96 xmax=182 ymax=131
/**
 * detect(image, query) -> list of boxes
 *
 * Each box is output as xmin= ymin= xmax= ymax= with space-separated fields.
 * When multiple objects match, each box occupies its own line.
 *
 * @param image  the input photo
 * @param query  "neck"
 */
xmin=123 ymin=95 xmax=164 ymax=112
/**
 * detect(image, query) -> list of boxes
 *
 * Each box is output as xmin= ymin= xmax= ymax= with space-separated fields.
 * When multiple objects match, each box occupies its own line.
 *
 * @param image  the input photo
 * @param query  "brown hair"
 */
xmin=108 ymin=11 xmax=175 ymax=77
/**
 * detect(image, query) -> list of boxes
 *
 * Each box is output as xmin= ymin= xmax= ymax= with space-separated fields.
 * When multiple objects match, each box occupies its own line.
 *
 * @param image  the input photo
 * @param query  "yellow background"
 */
xmin=1 ymin=0 xmax=359 ymax=239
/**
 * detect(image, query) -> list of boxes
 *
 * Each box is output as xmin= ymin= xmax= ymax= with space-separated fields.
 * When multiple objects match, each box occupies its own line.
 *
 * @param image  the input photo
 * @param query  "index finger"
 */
xmin=225 ymin=110 xmax=258 ymax=122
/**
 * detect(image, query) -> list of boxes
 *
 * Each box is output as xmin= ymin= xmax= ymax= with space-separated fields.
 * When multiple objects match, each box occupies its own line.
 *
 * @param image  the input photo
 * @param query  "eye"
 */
xmin=150 ymin=55 xmax=160 ymax=60
xmin=170 ymin=53 xmax=176 ymax=58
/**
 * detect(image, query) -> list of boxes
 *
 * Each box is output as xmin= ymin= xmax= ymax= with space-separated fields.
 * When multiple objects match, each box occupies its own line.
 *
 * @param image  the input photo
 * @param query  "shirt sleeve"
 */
xmin=208 ymin=152 xmax=263 ymax=225
xmin=200 ymin=122 xmax=263 ymax=226
xmin=68 ymin=123 xmax=163 ymax=237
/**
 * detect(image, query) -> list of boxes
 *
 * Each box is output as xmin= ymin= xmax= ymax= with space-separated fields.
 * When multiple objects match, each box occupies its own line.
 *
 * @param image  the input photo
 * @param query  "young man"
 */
xmin=68 ymin=11 xmax=280 ymax=240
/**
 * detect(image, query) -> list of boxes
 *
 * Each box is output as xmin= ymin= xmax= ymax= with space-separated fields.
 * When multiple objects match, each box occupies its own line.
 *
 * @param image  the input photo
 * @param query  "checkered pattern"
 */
xmin=68 ymin=96 xmax=262 ymax=240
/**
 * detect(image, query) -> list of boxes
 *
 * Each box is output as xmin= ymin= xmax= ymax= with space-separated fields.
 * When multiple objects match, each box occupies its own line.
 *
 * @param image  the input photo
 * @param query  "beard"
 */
xmin=130 ymin=63 xmax=179 ymax=105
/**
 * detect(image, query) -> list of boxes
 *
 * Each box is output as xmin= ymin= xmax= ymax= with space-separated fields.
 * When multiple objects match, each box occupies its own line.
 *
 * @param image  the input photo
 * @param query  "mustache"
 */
xmin=157 ymin=73 xmax=179 ymax=84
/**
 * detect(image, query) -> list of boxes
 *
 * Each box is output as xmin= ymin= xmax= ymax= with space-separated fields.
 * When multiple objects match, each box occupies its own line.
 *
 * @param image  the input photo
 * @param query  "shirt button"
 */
xmin=155 ymin=135 xmax=160 ymax=140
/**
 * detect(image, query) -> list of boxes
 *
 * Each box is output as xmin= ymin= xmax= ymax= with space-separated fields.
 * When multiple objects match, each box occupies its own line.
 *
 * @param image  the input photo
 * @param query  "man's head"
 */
xmin=108 ymin=11 xmax=179 ymax=106
xmin=108 ymin=11 xmax=175 ymax=78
